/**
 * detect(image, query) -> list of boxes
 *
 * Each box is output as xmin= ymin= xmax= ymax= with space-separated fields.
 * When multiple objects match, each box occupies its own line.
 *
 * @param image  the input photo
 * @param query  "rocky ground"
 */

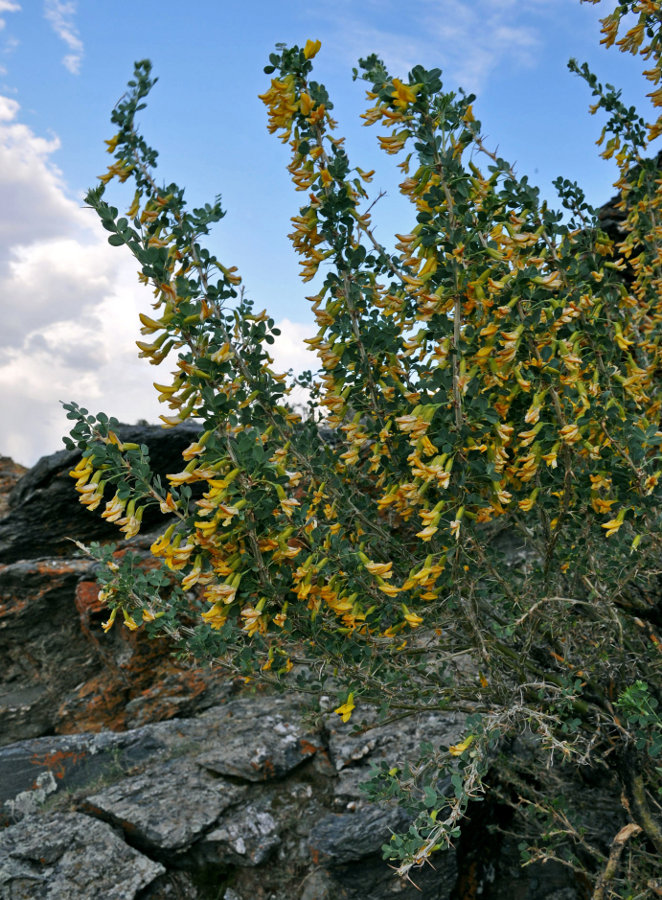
xmin=0 ymin=430 xmax=613 ymax=899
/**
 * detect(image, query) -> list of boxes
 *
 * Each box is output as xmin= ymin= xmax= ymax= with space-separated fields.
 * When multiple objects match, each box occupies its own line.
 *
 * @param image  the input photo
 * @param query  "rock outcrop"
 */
xmin=0 ymin=695 xmax=468 ymax=899
xmin=0 ymin=423 xmax=200 ymax=564
xmin=0 ymin=436 xmax=623 ymax=899
xmin=0 ymin=425 xmax=232 ymax=747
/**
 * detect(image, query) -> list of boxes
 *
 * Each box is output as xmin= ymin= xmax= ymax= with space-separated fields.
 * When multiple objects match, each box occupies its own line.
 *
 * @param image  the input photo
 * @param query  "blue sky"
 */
xmin=0 ymin=0 xmax=653 ymax=465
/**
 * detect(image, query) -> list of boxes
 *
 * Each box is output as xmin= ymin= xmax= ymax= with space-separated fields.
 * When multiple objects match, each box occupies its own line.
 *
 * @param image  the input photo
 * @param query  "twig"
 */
xmin=591 ymin=823 xmax=642 ymax=900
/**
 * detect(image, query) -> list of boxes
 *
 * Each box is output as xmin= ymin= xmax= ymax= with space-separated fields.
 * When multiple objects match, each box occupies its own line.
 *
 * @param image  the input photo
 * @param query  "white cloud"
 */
xmin=0 ymin=1 xmax=20 ymax=31
xmin=270 ymin=318 xmax=316 ymax=376
xmin=0 ymin=94 xmax=17 ymax=119
xmin=270 ymin=318 xmax=317 ymax=417
xmin=44 ymin=0 xmax=83 ymax=74
xmin=0 ymin=96 xmax=83 ymax=249
xmin=0 ymin=94 xmax=316 ymax=467
xmin=0 ymin=92 xmax=157 ymax=465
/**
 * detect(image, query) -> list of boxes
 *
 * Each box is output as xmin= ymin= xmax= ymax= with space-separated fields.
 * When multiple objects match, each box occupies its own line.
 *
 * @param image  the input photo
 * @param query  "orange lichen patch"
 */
xmin=55 ymin=637 xmax=214 ymax=735
xmin=56 ymin=673 xmax=132 ymax=734
xmin=0 ymin=455 xmax=27 ymax=515
xmin=75 ymin=580 xmax=105 ymax=618
xmin=298 ymin=738 xmax=321 ymax=757
xmin=34 ymin=560 xmax=87 ymax=578
xmin=257 ymin=758 xmax=277 ymax=779
xmin=30 ymin=749 xmax=87 ymax=782
xmin=0 ymin=593 xmax=31 ymax=619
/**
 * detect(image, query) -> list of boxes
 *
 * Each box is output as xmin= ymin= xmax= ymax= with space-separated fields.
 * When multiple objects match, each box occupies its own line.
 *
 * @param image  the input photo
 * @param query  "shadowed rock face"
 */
xmin=0 ymin=691 xmax=598 ymax=900
xmin=0 ymin=425 xmax=231 ymax=747
xmin=0 ymin=437 xmax=626 ymax=899
xmin=0 ymin=552 xmax=235 ymax=745
xmin=0 ymin=423 xmax=200 ymax=565
xmin=0 ymin=457 xmax=26 ymax=519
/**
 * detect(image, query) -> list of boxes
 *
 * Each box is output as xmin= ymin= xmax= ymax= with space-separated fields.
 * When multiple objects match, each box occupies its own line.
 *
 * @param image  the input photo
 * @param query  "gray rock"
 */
xmin=327 ymin=708 xmax=466 ymax=777
xmin=197 ymin=697 xmax=321 ymax=782
xmin=331 ymin=853 xmax=457 ymax=900
xmin=299 ymin=869 xmax=332 ymax=900
xmin=0 ymin=720 xmax=171 ymax=825
xmin=203 ymin=799 xmax=281 ymax=865
xmin=0 ymin=557 xmax=97 ymax=746
xmin=138 ymin=870 xmax=203 ymax=899
xmin=0 ymin=811 xmax=164 ymax=899
xmin=0 ymin=549 xmax=233 ymax=750
xmin=325 ymin=707 xmax=465 ymax=811
xmin=308 ymin=804 xmax=410 ymax=864
xmin=83 ymin=757 xmax=244 ymax=852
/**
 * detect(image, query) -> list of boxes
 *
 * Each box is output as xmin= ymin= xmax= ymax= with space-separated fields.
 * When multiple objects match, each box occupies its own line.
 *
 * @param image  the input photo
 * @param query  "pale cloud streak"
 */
xmin=44 ymin=0 xmax=83 ymax=74
xmin=313 ymin=0 xmax=572 ymax=92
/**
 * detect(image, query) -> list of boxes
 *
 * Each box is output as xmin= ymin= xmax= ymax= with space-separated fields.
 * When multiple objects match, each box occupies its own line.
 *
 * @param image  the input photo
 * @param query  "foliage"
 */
xmin=64 ymin=2 xmax=662 ymax=895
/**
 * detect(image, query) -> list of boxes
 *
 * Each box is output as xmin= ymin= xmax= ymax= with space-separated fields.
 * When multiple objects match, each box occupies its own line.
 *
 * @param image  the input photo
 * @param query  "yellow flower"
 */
xmin=203 ymin=582 xmax=238 ymax=605
xmin=101 ymin=494 xmax=126 ymax=522
xmin=591 ymin=497 xmax=616 ymax=514
xmin=334 ymin=692 xmax=355 ymax=723
xmin=241 ymin=605 xmax=265 ymax=637
xmin=534 ymin=271 xmax=562 ymax=289
xmin=448 ymin=734 xmax=475 ymax=756
xmin=403 ymin=606 xmax=424 ymax=628
xmin=391 ymin=78 xmax=416 ymax=109
xmin=364 ymin=560 xmax=393 ymax=577
xmin=602 ymin=508 xmax=626 ymax=537
xmin=280 ymin=498 xmax=300 ymax=518
xmin=300 ymin=92 xmax=314 ymax=116
xmin=181 ymin=557 xmax=203 ymax=591
xmin=167 ymin=469 xmax=199 ymax=486
xmin=122 ymin=611 xmax=139 ymax=631
xmin=559 ymin=424 xmax=581 ymax=444
xmin=159 ymin=493 xmax=178 ymax=514
xmin=391 ymin=78 xmax=418 ymax=109
xmin=201 ymin=603 xmax=228 ymax=630
xmin=378 ymin=581 xmax=401 ymax=597
xmin=416 ymin=525 xmax=439 ymax=541
xmin=518 ymin=423 xmax=542 ymax=447
xmin=495 ymin=423 xmax=514 ymax=442
xmin=101 ymin=607 xmax=118 ymax=633
xmin=303 ymin=38 xmax=321 ymax=59
xmin=151 ymin=525 xmax=175 ymax=556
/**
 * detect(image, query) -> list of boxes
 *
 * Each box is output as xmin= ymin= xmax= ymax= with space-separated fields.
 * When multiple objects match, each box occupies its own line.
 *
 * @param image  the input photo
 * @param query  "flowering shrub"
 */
xmin=64 ymin=2 xmax=661 ymax=894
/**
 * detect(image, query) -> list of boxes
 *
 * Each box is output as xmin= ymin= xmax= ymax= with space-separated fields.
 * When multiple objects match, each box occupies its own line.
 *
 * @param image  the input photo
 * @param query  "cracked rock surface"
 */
xmin=0 ymin=811 xmax=165 ymax=899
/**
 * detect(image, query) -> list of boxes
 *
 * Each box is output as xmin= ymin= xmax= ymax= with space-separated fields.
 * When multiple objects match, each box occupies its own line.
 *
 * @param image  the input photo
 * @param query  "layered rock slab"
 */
xmin=197 ymin=697 xmax=322 ymax=782
xmin=83 ymin=757 xmax=245 ymax=855
xmin=0 ymin=811 xmax=164 ymax=899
